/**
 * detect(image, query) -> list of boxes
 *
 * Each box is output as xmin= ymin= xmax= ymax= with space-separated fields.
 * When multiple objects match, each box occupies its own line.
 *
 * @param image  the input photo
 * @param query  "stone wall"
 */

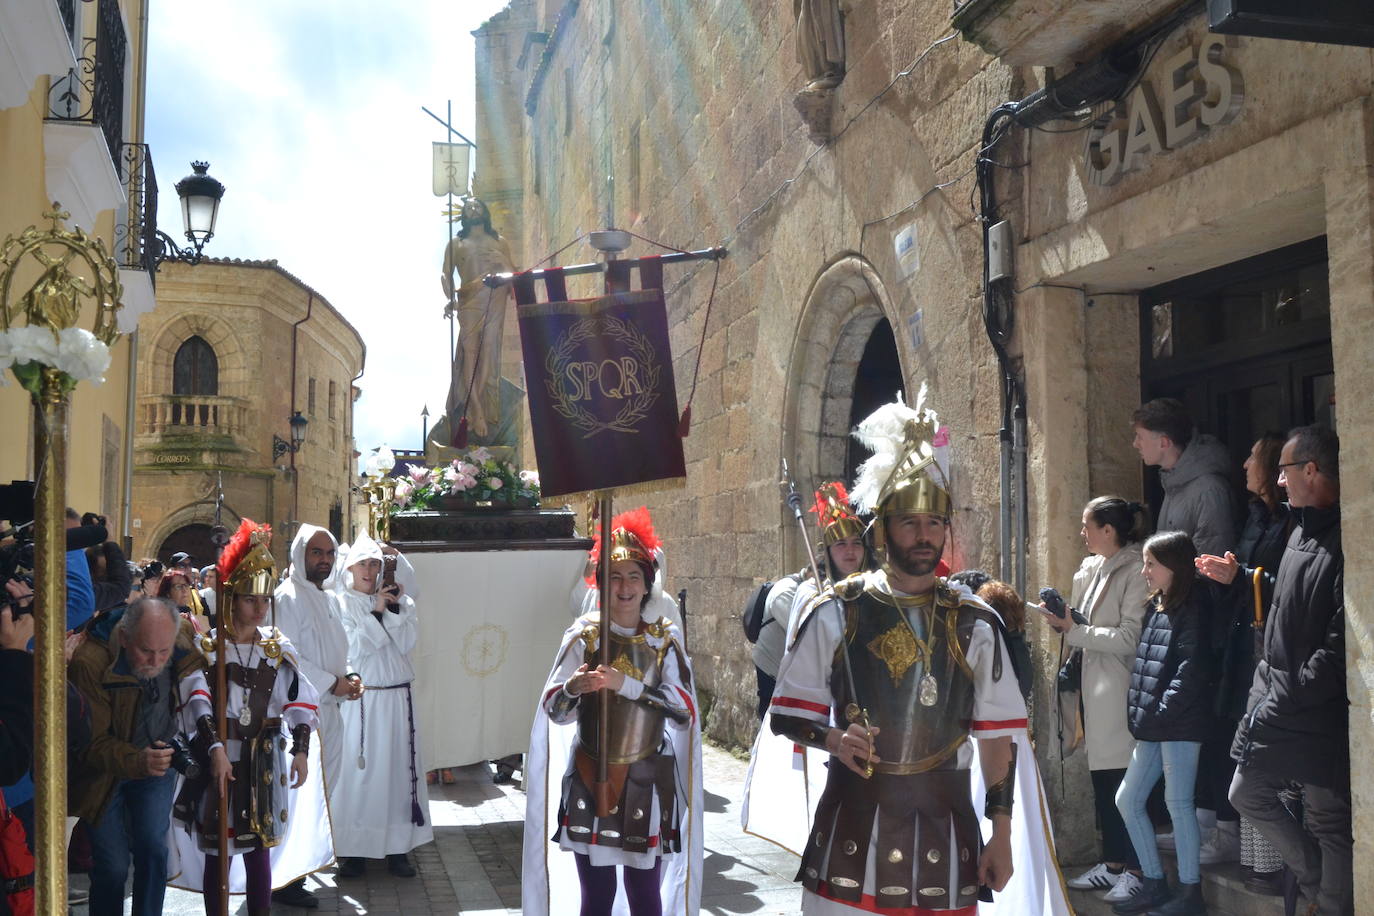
xmin=479 ymin=0 xmax=1016 ymax=746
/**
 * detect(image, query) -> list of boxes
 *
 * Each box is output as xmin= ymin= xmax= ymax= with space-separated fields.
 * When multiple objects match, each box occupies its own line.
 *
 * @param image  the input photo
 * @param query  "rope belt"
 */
xmin=358 ymin=682 xmax=425 ymax=826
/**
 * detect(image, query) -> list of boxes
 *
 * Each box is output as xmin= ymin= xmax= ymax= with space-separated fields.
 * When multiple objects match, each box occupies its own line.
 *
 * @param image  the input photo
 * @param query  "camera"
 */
xmin=1038 ymin=586 xmax=1089 ymax=625
xmin=165 ymin=734 xmax=202 ymax=781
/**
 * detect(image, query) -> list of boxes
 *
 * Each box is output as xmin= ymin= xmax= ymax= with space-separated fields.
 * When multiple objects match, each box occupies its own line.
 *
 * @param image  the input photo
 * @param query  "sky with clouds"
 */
xmin=145 ymin=0 xmax=511 ymax=461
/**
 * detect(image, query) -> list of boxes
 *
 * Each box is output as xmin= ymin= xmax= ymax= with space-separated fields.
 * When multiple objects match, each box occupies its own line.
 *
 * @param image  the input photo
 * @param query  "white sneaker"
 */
xmin=1198 ymin=825 xmax=1241 ymax=864
xmin=1066 ymin=862 xmax=1117 ymax=891
xmin=1102 ymin=871 xmax=1142 ymax=902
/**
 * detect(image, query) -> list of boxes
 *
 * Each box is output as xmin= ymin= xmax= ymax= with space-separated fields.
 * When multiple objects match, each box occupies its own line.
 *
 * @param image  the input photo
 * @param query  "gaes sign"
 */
xmin=1086 ymin=35 xmax=1244 ymax=186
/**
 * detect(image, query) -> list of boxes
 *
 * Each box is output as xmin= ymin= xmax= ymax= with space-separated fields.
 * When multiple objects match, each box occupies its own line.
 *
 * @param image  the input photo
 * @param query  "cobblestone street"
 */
xmin=71 ymin=742 xmax=804 ymax=914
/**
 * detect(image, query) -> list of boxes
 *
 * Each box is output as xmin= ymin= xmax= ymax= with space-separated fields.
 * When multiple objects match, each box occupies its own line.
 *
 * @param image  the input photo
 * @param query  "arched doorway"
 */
xmin=780 ymin=255 xmax=906 ymax=568
xmin=158 ymin=524 xmax=216 ymax=569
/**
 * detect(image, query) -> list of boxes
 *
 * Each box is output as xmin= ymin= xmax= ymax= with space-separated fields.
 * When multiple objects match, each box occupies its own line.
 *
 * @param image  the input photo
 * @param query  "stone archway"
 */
xmin=147 ymin=500 xmax=241 ymax=563
xmin=779 ymin=255 xmax=905 ymax=568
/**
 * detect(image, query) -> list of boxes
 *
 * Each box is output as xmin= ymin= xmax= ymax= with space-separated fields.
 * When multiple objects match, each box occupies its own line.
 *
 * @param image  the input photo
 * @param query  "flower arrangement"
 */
xmin=390 ymin=446 xmax=541 ymax=512
xmin=0 ymin=326 xmax=113 ymax=393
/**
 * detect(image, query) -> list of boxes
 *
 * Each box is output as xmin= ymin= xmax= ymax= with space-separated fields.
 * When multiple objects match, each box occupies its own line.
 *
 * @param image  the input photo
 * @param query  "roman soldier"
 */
xmin=760 ymin=390 xmax=1070 ymax=914
xmin=168 ymin=520 xmax=333 ymax=915
xmin=522 ymin=507 xmax=703 ymax=916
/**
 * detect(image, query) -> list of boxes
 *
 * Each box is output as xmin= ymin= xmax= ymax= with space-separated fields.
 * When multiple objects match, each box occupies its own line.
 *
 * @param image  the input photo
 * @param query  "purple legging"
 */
xmin=201 ymin=847 xmax=272 ymax=915
xmin=574 ymin=853 xmax=662 ymax=916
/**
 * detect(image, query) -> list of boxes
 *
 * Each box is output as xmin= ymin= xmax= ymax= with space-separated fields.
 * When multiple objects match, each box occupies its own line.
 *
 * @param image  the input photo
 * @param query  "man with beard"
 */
xmin=766 ymin=393 xmax=1066 ymax=915
xmin=69 ymin=597 xmax=216 ymax=916
xmin=272 ymin=524 xmax=362 ymax=908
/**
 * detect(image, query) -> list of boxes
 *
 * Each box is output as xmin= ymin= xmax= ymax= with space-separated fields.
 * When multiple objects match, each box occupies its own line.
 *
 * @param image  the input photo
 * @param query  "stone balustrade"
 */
xmin=138 ymin=394 xmax=248 ymax=440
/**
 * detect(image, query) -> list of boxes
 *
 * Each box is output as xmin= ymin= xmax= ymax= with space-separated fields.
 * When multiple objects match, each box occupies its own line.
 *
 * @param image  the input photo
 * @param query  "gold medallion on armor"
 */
xmin=262 ymin=638 xmax=282 ymax=660
xmin=867 ymin=624 xmax=921 ymax=687
xmin=610 ymin=652 xmax=643 ymax=681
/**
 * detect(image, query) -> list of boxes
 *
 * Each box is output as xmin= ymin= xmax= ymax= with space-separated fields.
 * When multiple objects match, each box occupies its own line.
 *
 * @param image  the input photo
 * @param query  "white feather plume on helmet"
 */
xmin=850 ymin=383 xmax=951 ymax=517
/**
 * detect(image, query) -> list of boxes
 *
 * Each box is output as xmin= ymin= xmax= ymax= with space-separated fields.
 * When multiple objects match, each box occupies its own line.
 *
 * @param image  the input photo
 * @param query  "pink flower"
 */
xmin=470 ymin=446 xmax=492 ymax=463
xmin=393 ymin=479 xmax=414 ymax=505
xmin=408 ymin=464 xmax=432 ymax=484
xmin=932 ymin=425 xmax=950 ymax=448
xmin=485 ymin=477 xmax=503 ymax=490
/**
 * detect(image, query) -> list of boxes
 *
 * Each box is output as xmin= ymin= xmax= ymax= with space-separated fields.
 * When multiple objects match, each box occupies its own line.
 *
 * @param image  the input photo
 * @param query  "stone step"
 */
xmin=1066 ymin=861 xmax=1286 ymax=916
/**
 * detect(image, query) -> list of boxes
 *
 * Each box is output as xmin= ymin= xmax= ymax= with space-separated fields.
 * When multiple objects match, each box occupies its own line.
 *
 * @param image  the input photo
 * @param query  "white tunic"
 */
xmin=332 ymin=537 xmax=434 ymax=858
xmin=274 ymin=523 xmax=350 ymax=790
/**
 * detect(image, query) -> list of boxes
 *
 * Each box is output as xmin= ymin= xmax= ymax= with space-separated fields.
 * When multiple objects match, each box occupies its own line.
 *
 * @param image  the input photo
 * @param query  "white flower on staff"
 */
xmin=0 ymin=326 xmax=112 ymax=384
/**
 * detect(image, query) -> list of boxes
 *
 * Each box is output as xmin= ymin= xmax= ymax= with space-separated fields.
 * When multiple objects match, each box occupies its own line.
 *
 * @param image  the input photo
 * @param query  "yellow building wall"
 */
xmin=0 ymin=0 xmax=148 ymax=538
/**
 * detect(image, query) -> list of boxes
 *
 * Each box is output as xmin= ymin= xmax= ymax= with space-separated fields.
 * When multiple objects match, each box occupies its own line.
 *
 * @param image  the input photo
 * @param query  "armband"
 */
xmin=549 ymin=685 xmax=579 ymax=719
xmin=289 ymin=723 xmax=311 ymax=756
xmin=983 ymin=742 xmax=1017 ymax=819
xmin=770 ymin=712 xmax=829 ymax=751
xmin=635 ymin=685 xmax=690 ymax=724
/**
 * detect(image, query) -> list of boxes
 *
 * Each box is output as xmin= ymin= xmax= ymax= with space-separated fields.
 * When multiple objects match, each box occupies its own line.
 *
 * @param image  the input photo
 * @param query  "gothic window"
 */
xmin=172 ymin=336 xmax=218 ymax=395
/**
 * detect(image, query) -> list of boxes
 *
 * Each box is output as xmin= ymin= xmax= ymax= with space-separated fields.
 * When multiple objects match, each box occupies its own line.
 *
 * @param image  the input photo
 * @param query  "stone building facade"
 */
xmin=475 ymin=0 xmax=1374 ymax=887
xmin=129 ymin=259 xmax=365 ymax=570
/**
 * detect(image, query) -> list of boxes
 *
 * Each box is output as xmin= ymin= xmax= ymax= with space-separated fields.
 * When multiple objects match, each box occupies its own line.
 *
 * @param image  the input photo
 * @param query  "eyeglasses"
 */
xmin=1276 ymin=460 xmax=1311 ymax=471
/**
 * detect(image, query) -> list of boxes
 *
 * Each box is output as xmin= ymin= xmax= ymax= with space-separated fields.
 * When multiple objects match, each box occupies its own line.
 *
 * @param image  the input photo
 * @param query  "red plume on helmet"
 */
xmin=217 ymin=519 xmax=272 ymax=581
xmin=586 ymin=506 xmax=661 ymax=584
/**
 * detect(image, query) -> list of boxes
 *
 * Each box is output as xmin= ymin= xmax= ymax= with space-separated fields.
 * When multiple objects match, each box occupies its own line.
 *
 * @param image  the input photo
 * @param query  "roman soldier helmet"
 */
xmin=588 ymin=506 xmax=661 ymax=588
xmin=215 ymin=518 xmax=275 ymax=640
xmin=810 ymin=481 xmax=863 ymax=545
xmin=850 ymin=384 xmax=951 ymax=549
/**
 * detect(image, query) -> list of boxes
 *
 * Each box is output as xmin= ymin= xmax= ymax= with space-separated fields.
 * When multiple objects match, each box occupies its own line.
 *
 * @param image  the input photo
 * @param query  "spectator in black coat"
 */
xmin=1111 ymin=531 xmax=1216 ymax=916
xmin=1228 ymin=425 xmax=1349 ymax=916
xmin=84 ymin=538 xmax=133 ymax=616
xmin=1195 ymin=432 xmax=1292 ymax=889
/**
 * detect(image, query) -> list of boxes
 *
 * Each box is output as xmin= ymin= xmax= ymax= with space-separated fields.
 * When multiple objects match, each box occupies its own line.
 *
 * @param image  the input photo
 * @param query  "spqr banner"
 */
xmin=515 ymin=268 xmax=686 ymax=498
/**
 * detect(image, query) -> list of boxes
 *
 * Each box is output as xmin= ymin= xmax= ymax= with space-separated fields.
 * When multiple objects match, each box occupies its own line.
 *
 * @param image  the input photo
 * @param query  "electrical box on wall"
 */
xmin=987 ymin=220 xmax=1013 ymax=282
xmin=1208 ymin=0 xmax=1374 ymax=48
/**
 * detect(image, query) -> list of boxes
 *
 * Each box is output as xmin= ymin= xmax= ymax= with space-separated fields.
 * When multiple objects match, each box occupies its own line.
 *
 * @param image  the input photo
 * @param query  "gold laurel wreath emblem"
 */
xmin=867 ymin=624 xmax=922 ymax=687
xmin=544 ymin=315 xmax=662 ymax=438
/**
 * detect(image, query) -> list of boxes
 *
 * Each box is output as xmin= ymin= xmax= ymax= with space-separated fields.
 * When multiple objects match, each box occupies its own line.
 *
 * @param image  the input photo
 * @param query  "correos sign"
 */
xmin=1086 ymin=35 xmax=1244 ymax=186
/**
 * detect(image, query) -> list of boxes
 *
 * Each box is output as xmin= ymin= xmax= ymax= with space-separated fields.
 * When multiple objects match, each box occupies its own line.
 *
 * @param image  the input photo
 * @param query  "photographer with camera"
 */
xmin=68 ymin=596 xmax=218 ymax=916
xmin=79 ymin=513 xmax=133 ymax=617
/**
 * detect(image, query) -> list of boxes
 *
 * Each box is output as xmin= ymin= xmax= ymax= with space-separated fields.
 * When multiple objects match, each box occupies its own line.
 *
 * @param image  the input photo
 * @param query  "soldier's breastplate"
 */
xmin=577 ymin=628 xmax=669 ymax=764
xmin=833 ymin=592 xmax=977 ymax=773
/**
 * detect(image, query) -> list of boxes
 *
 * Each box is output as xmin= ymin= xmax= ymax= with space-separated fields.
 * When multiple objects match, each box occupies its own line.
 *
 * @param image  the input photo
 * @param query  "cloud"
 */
xmin=146 ymin=0 xmax=510 ymax=460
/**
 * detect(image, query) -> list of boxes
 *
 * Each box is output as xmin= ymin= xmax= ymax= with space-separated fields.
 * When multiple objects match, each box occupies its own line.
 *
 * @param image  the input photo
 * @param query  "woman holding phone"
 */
xmin=1044 ymin=496 xmax=1150 ymax=903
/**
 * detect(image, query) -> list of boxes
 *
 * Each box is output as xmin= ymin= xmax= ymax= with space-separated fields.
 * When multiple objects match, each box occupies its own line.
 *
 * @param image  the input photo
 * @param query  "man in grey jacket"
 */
xmin=1131 ymin=398 xmax=1236 ymax=557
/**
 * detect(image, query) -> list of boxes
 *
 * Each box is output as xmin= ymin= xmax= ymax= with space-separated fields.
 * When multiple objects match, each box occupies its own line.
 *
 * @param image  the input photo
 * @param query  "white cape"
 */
xmin=742 ymin=594 xmax=1072 ymax=915
xmin=522 ymin=612 xmax=703 ymax=916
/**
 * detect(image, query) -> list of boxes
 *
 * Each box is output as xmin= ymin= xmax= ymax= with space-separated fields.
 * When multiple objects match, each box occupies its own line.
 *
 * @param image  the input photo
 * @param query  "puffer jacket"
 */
xmin=1157 ymin=433 xmax=1237 ymax=558
xmin=1126 ymin=584 xmax=1217 ymax=744
xmin=67 ymin=606 xmax=206 ymax=821
xmin=1232 ymin=503 xmax=1346 ymax=788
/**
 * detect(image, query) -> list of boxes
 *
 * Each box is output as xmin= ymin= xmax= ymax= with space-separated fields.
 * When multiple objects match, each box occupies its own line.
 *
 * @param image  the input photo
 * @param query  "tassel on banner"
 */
xmin=451 ymin=416 xmax=469 ymax=449
xmin=677 ymin=405 xmax=692 ymax=438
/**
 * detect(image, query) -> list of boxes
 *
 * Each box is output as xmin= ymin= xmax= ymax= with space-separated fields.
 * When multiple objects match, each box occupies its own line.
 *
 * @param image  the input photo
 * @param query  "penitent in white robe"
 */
xmin=332 ymin=537 xmax=434 ymax=858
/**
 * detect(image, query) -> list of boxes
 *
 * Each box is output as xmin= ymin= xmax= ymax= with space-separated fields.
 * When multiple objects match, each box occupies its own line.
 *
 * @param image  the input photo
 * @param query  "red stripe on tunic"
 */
xmin=283 ymin=702 xmax=318 ymax=711
xmin=771 ymin=695 xmax=829 ymax=716
xmin=673 ymin=685 xmax=696 ymax=722
xmin=971 ymin=718 xmax=1026 ymax=731
xmin=814 ymin=882 xmax=977 ymax=915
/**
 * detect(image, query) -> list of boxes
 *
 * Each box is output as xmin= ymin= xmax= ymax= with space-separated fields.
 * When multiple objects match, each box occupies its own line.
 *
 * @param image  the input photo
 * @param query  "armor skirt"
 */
xmin=173 ymin=719 xmax=291 ymax=854
xmin=799 ymin=765 xmax=981 ymax=912
xmin=554 ymin=743 xmax=680 ymax=858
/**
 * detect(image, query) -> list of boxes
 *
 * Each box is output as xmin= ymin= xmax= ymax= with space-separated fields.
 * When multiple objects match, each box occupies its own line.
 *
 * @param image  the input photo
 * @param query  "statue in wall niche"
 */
xmin=792 ymin=0 xmax=847 ymax=143
xmin=440 ymin=196 xmax=517 ymax=446
xmin=795 ymin=0 xmax=845 ymax=92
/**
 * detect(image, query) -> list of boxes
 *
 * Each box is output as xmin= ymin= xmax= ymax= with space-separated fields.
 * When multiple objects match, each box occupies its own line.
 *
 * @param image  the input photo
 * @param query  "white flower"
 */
xmin=55 ymin=327 xmax=111 ymax=383
xmin=0 ymin=327 xmax=111 ymax=384
xmin=469 ymin=446 xmax=492 ymax=463
xmin=519 ymin=469 xmax=540 ymax=485
xmin=393 ymin=478 xmax=414 ymax=505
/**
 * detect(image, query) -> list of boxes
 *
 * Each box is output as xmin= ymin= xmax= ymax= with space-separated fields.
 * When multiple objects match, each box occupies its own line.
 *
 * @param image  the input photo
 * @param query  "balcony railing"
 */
xmin=139 ymin=395 xmax=249 ymax=441
xmin=117 ymin=142 xmax=158 ymax=282
xmin=47 ymin=0 xmax=125 ymax=160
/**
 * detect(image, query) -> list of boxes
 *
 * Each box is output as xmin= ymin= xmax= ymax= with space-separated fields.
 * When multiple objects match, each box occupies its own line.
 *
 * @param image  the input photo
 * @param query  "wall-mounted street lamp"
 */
xmin=151 ymin=161 xmax=226 ymax=265
xmin=272 ymin=410 xmax=309 ymax=460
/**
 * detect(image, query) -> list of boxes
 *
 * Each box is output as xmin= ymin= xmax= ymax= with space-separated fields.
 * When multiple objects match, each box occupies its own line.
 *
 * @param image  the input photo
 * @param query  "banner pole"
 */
xmin=594 ymin=492 xmax=614 ymax=816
